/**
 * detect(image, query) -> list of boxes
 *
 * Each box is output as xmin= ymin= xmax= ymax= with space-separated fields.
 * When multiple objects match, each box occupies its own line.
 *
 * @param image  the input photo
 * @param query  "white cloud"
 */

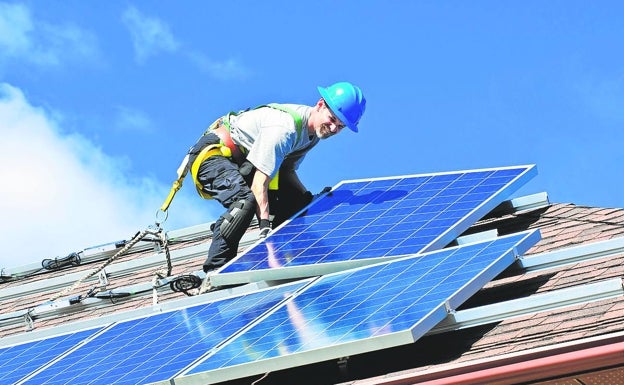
xmin=121 ymin=6 xmax=179 ymax=64
xmin=0 ymin=2 xmax=99 ymax=67
xmin=0 ymin=83 xmax=218 ymax=270
xmin=120 ymin=5 xmax=250 ymax=80
xmin=0 ymin=2 xmax=31 ymax=56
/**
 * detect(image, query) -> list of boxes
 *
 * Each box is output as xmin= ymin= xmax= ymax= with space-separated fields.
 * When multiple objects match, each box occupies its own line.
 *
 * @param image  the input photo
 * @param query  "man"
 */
xmin=187 ymin=81 xmax=366 ymax=274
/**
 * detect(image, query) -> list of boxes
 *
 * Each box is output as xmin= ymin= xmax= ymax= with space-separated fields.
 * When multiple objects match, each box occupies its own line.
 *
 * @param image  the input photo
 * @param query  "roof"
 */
xmin=1 ymin=195 xmax=623 ymax=384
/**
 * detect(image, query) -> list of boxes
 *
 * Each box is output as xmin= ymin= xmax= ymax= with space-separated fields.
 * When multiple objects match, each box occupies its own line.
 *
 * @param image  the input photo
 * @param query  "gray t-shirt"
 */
xmin=228 ymin=104 xmax=319 ymax=178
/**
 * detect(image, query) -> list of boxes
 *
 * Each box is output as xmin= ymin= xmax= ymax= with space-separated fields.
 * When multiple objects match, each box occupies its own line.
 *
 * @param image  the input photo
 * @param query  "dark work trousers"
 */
xmin=193 ymin=133 xmax=255 ymax=273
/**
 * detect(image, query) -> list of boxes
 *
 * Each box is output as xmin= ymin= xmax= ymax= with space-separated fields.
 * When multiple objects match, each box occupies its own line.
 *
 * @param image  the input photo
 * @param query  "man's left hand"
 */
xmin=259 ymin=219 xmax=272 ymax=238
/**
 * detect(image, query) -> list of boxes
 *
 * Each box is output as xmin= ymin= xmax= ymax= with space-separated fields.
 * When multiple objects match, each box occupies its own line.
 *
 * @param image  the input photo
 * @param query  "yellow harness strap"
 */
xmin=159 ymin=118 xmax=231 ymax=211
xmin=160 ymin=143 xmax=233 ymax=211
xmin=160 ymin=152 xmax=190 ymax=212
xmin=160 ymin=179 xmax=183 ymax=212
xmin=190 ymin=144 xmax=231 ymax=200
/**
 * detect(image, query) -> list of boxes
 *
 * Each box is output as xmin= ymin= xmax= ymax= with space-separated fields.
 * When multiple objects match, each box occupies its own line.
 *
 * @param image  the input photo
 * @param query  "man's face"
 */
xmin=315 ymin=100 xmax=346 ymax=139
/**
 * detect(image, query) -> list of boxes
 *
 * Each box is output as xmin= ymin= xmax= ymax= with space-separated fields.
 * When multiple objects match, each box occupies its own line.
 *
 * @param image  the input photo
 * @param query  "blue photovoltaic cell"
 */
xmin=184 ymin=230 xmax=539 ymax=380
xmin=0 ymin=327 xmax=102 ymax=384
xmin=219 ymin=166 xmax=535 ymax=276
xmin=21 ymin=281 xmax=306 ymax=385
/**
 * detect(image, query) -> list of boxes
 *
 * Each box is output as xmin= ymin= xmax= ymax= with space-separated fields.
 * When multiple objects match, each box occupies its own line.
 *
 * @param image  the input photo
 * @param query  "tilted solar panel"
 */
xmin=166 ymin=230 xmax=540 ymax=385
xmin=18 ymin=281 xmax=307 ymax=385
xmin=0 ymin=327 xmax=103 ymax=384
xmin=211 ymin=165 xmax=536 ymax=286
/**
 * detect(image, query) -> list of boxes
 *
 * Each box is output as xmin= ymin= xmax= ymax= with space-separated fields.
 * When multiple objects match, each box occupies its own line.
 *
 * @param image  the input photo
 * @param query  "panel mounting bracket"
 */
xmin=98 ymin=269 xmax=109 ymax=291
xmin=337 ymin=356 xmax=350 ymax=379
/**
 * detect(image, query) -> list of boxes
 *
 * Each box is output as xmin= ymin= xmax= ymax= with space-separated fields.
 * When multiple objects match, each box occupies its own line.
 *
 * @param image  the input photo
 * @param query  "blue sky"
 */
xmin=1 ymin=1 xmax=623 ymax=268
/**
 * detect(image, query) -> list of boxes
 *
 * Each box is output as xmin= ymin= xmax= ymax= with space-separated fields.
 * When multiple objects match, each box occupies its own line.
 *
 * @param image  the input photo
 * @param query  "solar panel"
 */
xmin=168 ymin=230 xmax=540 ymax=384
xmin=0 ymin=327 xmax=103 ymax=385
xmin=19 ymin=281 xmax=307 ymax=385
xmin=212 ymin=165 xmax=536 ymax=286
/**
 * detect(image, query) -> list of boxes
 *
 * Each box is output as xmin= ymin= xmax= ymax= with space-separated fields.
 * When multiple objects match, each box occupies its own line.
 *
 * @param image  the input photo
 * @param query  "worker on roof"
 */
xmin=185 ymin=81 xmax=366 ymax=275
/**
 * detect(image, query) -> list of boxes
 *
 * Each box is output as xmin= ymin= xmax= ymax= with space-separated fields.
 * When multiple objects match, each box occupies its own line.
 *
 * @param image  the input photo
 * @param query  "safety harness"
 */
xmin=160 ymin=104 xmax=303 ymax=212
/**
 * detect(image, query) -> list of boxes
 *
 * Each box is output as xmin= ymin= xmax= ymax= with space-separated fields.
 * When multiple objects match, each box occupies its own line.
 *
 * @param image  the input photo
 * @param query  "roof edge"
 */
xmin=346 ymin=331 xmax=624 ymax=385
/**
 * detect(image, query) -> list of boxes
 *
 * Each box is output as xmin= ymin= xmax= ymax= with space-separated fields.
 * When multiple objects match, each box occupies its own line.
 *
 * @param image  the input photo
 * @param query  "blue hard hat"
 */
xmin=317 ymin=82 xmax=366 ymax=132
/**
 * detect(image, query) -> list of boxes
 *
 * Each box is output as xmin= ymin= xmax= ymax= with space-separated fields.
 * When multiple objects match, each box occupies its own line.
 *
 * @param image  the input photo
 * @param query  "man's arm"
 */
xmin=251 ymin=168 xmax=271 ymax=222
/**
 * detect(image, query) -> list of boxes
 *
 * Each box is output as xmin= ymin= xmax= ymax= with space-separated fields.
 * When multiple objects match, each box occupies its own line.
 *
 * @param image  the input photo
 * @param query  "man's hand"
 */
xmin=251 ymin=170 xmax=271 ymax=226
xmin=313 ymin=186 xmax=332 ymax=200
xmin=259 ymin=219 xmax=272 ymax=238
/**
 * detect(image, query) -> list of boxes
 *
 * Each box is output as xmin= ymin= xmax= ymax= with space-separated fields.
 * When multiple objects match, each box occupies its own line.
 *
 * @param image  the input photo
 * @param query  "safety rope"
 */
xmin=48 ymin=226 xmax=164 ymax=302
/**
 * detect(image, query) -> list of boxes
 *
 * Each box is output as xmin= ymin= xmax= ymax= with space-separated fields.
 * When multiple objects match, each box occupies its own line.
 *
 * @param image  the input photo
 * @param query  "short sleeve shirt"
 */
xmin=228 ymin=104 xmax=319 ymax=178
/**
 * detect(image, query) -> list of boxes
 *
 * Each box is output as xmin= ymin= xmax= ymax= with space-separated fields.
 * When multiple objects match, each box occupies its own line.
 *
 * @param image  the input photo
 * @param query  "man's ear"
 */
xmin=316 ymin=98 xmax=324 ymax=110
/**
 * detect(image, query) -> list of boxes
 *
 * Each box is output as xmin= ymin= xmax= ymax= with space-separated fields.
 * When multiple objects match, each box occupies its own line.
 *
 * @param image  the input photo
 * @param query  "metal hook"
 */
xmin=155 ymin=208 xmax=169 ymax=227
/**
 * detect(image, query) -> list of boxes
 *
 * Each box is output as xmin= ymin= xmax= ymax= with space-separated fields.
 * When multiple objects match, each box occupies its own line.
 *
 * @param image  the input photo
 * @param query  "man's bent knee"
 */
xmin=220 ymin=196 xmax=256 ymax=244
